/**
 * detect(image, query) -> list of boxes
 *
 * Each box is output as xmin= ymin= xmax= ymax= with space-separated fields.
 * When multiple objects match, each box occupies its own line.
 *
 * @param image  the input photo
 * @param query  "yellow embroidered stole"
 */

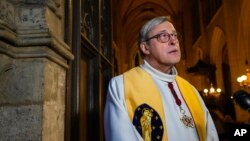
xmin=176 ymin=76 xmax=206 ymax=141
xmin=124 ymin=67 xmax=206 ymax=141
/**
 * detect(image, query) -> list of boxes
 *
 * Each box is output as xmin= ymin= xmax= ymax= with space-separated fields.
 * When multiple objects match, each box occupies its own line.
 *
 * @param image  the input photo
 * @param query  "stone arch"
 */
xmin=234 ymin=0 xmax=250 ymax=122
xmin=210 ymin=26 xmax=226 ymax=91
xmin=237 ymin=0 xmax=250 ymax=72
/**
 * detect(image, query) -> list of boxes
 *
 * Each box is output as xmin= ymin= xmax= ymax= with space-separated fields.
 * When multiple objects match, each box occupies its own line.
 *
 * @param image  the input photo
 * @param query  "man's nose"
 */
xmin=169 ymin=36 xmax=178 ymax=45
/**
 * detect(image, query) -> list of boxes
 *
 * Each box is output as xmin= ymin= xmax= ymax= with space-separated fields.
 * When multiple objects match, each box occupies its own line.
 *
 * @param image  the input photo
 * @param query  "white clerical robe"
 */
xmin=104 ymin=61 xmax=219 ymax=141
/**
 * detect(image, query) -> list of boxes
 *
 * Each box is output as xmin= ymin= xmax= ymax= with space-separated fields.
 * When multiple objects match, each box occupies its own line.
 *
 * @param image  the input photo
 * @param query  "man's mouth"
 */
xmin=168 ymin=49 xmax=178 ymax=53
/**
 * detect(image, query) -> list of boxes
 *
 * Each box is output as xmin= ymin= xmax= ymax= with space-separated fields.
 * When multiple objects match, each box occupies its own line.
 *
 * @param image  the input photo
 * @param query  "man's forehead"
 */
xmin=149 ymin=22 xmax=176 ymax=34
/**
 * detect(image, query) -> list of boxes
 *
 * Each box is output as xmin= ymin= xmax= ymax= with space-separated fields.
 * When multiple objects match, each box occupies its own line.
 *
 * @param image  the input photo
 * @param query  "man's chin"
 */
xmin=170 ymin=58 xmax=181 ymax=64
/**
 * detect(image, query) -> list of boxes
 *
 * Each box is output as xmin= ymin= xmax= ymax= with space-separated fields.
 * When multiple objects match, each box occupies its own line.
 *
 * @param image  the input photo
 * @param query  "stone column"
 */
xmin=0 ymin=0 xmax=73 ymax=141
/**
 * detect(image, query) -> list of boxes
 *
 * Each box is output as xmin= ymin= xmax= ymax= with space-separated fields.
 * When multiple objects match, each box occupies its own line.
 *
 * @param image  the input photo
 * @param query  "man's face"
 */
xmin=141 ymin=21 xmax=181 ymax=73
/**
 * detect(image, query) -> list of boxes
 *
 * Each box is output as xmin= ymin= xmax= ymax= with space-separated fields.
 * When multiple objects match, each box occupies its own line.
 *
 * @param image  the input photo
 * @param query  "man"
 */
xmin=104 ymin=16 xmax=219 ymax=141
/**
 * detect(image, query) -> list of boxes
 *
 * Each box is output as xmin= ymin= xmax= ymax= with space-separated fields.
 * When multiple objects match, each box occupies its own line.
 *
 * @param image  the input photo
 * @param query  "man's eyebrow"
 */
xmin=153 ymin=30 xmax=167 ymax=35
xmin=157 ymin=30 xmax=176 ymax=34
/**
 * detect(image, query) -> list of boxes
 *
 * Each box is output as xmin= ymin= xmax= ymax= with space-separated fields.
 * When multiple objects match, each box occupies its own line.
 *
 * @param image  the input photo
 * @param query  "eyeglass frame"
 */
xmin=144 ymin=32 xmax=180 ymax=43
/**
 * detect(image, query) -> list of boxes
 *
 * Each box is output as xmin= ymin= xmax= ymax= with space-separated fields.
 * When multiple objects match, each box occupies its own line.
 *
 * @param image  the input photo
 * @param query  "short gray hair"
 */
xmin=138 ymin=16 xmax=172 ymax=44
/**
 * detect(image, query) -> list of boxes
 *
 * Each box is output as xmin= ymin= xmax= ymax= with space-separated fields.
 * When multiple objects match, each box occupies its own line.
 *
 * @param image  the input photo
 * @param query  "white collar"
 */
xmin=140 ymin=60 xmax=177 ymax=82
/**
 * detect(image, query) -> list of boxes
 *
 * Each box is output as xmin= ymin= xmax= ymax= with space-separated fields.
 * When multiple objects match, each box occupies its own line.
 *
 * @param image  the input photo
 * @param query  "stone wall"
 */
xmin=0 ymin=0 xmax=73 ymax=140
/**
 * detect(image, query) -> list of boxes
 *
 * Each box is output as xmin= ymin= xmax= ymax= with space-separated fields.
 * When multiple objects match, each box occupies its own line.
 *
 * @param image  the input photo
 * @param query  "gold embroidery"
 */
xmin=140 ymin=108 xmax=153 ymax=141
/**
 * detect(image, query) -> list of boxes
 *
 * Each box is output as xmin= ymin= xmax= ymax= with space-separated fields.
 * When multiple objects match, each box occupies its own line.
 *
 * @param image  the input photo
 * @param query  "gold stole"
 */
xmin=124 ymin=67 xmax=206 ymax=141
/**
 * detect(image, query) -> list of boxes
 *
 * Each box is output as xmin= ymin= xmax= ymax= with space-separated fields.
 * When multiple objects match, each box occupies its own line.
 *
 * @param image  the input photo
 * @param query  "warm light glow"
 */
xmin=203 ymin=83 xmax=221 ymax=97
xmin=204 ymin=89 xmax=208 ymax=93
xmin=237 ymin=69 xmax=250 ymax=88
xmin=210 ymin=87 xmax=215 ymax=93
xmin=216 ymin=88 xmax=221 ymax=93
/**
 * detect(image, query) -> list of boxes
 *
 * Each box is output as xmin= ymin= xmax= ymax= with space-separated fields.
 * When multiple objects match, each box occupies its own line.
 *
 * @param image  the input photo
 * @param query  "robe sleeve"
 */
xmin=206 ymin=110 xmax=220 ymax=141
xmin=104 ymin=75 xmax=143 ymax=141
xmin=192 ymin=87 xmax=219 ymax=141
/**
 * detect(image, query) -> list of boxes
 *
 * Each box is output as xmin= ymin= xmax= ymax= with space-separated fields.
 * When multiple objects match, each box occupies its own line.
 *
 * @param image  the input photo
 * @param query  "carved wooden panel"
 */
xmin=81 ymin=0 xmax=99 ymax=47
xmin=100 ymin=0 xmax=112 ymax=60
xmin=77 ymin=1 xmax=112 ymax=141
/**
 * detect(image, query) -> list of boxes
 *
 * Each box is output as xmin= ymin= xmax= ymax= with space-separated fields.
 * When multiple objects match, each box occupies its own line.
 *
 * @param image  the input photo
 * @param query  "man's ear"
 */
xmin=140 ymin=42 xmax=150 ymax=55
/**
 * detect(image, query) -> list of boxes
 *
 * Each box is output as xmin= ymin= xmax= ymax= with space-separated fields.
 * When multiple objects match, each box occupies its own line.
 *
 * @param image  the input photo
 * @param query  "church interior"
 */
xmin=0 ymin=0 xmax=250 ymax=141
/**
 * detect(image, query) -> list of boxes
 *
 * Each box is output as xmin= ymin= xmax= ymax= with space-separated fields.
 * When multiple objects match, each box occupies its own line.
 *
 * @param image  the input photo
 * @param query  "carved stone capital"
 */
xmin=0 ymin=0 xmax=74 ymax=66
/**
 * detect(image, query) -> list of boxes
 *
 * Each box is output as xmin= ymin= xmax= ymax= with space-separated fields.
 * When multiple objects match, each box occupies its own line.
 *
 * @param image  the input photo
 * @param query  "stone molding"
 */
xmin=0 ymin=0 xmax=74 ymax=68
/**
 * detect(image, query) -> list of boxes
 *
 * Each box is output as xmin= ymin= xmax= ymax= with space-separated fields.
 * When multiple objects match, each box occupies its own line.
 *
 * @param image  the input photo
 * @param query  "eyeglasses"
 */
xmin=144 ymin=32 xmax=179 ymax=43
